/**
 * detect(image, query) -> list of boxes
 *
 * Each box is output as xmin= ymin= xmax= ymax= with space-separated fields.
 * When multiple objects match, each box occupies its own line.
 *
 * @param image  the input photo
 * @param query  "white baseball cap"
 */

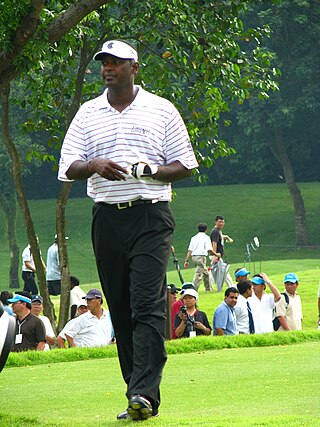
xmin=94 ymin=40 xmax=138 ymax=62
xmin=182 ymin=289 xmax=198 ymax=301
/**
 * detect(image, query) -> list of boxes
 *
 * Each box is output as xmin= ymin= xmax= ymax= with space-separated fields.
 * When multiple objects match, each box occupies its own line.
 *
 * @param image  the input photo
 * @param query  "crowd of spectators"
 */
xmin=169 ymin=267 xmax=303 ymax=339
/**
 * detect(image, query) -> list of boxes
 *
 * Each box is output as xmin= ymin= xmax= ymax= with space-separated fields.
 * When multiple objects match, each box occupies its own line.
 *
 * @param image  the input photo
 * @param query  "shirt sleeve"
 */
xmin=210 ymin=229 xmax=219 ymax=243
xmin=165 ymin=107 xmax=198 ymax=170
xmin=35 ymin=318 xmax=47 ymax=343
xmin=214 ymin=307 xmax=228 ymax=330
xmin=275 ymin=295 xmax=287 ymax=317
xmin=199 ymin=312 xmax=211 ymax=330
xmin=58 ymin=107 xmax=87 ymax=182
xmin=63 ymin=316 xmax=83 ymax=338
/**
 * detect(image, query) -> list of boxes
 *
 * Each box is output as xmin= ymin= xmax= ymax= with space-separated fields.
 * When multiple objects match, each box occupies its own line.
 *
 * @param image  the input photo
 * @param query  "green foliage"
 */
xmin=227 ymin=0 xmax=320 ymax=180
xmin=4 ymin=1 xmax=281 ymax=173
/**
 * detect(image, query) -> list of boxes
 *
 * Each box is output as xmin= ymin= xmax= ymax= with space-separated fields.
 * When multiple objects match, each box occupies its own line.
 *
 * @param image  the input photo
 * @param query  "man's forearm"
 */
xmin=153 ymin=161 xmax=193 ymax=183
xmin=65 ymin=335 xmax=76 ymax=347
xmin=36 ymin=342 xmax=46 ymax=351
xmin=66 ymin=160 xmax=92 ymax=181
xmin=278 ymin=316 xmax=290 ymax=331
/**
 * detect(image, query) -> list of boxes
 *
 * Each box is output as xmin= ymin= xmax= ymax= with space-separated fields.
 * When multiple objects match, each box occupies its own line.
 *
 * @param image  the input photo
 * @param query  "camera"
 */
xmin=180 ymin=305 xmax=187 ymax=315
xmin=0 ymin=302 xmax=15 ymax=373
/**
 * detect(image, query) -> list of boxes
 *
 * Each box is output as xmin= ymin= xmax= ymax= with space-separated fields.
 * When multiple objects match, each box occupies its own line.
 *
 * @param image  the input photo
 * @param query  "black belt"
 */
xmin=99 ymin=199 xmax=157 ymax=210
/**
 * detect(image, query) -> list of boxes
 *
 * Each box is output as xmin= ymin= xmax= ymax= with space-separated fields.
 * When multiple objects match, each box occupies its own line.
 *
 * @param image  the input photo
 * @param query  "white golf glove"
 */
xmin=131 ymin=162 xmax=158 ymax=180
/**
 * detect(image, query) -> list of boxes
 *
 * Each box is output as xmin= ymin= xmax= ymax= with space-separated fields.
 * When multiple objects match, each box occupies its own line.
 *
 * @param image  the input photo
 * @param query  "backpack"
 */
xmin=273 ymin=293 xmax=289 ymax=331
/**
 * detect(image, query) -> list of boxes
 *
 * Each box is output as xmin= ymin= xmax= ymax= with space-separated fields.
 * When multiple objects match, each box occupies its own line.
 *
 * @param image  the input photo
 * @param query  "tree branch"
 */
xmin=0 ymin=0 xmax=112 ymax=86
xmin=0 ymin=0 xmax=44 ymax=77
xmin=46 ymin=0 xmax=113 ymax=44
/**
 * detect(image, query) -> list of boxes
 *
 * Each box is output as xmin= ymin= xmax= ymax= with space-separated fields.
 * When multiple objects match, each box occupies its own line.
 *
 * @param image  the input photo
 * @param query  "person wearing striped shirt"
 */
xmin=58 ymin=39 xmax=198 ymax=421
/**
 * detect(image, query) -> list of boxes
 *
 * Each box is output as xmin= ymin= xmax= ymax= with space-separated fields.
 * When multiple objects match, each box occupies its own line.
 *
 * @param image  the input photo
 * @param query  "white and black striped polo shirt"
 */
xmin=58 ymin=86 xmax=198 ymax=203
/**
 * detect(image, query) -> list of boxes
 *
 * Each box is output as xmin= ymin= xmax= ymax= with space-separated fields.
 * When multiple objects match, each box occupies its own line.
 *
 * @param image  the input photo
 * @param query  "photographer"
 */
xmin=174 ymin=289 xmax=211 ymax=338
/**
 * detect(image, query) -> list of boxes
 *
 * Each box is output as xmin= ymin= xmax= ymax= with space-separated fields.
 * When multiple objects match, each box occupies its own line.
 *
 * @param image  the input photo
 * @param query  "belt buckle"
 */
xmin=117 ymin=201 xmax=132 ymax=210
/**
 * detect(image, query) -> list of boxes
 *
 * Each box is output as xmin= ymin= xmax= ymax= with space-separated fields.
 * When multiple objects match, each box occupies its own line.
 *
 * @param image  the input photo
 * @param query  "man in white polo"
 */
xmin=184 ymin=223 xmax=213 ymax=291
xmin=248 ymin=273 xmax=281 ymax=334
xmin=58 ymin=39 xmax=198 ymax=420
xmin=64 ymin=288 xmax=113 ymax=348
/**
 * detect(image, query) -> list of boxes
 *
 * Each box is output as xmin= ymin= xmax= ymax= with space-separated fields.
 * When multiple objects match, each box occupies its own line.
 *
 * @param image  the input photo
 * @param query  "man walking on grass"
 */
xmin=58 ymin=39 xmax=198 ymax=421
xmin=184 ymin=223 xmax=213 ymax=291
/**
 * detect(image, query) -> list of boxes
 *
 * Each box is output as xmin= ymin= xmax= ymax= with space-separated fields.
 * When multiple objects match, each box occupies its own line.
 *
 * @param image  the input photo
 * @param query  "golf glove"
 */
xmin=131 ymin=162 xmax=158 ymax=180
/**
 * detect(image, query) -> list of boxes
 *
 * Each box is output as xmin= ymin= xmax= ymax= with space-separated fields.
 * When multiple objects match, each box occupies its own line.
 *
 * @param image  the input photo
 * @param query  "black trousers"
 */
xmin=22 ymin=271 xmax=38 ymax=295
xmin=92 ymin=201 xmax=174 ymax=407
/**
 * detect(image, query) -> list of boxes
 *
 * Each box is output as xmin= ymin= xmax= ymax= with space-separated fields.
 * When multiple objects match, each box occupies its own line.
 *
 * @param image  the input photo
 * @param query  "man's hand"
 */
xmin=195 ymin=321 xmax=206 ymax=332
xmin=89 ymin=158 xmax=128 ymax=181
xmin=259 ymin=272 xmax=270 ymax=284
xmin=178 ymin=311 xmax=187 ymax=322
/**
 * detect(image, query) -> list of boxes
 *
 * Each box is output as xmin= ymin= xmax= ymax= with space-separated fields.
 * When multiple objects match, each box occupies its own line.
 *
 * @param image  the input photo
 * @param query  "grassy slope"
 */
xmin=1 ymin=341 xmax=320 ymax=426
xmin=0 ymin=182 xmax=319 ymax=288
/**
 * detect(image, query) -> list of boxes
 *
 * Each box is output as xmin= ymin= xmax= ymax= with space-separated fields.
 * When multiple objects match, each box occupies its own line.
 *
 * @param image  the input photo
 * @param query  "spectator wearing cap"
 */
xmin=69 ymin=276 xmax=86 ymax=319
xmin=46 ymin=235 xmax=68 ymax=296
xmin=171 ymin=282 xmax=196 ymax=339
xmin=7 ymin=291 xmax=46 ymax=352
xmin=167 ymin=284 xmax=181 ymax=306
xmin=56 ymin=300 xmax=88 ymax=348
xmin=234 ymin=267 xmax=250 ymax=284
xmin=248 ymin=272 xmax=281 ymax=334
xmin=234 ymin=280 xmax=255 ymax=334
xmin=274 ymin=273 xmax=302 ymax=331
xmin=59 ymin=37 xmax=198 ymax=421
xmin=64 ymin=289 xmax=114 ymax=348
xmin=31 ymin=295 xmax=56 ymax=350
xmin=213 ymin=287 xmax=239 ymax=336
xmin=174 ymin=289 xmax=211 ymax=338
xmin=0 ymin=291 xmax=15 ymax=316
xmin=184 ymin=223 xmax=214 ymax=291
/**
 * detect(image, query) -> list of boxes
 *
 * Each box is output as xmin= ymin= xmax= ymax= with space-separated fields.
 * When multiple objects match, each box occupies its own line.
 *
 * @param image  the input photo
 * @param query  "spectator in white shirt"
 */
xmin=56 ymin=300 xmax=88 ymax=348
xmin=65 ymin=288 xmax=114 ymax=348
xmin=184 ymin=223 xmax=213 ymax=291
xmin=31 ymin=294 xmax=55 ymax=350
xmin=248 ymin=273 xmax=281 ymax=334
xmin=69 ymin=276 xmax=86 ymax=319
xmin=234 ymin=280 xmax=254 ymax=334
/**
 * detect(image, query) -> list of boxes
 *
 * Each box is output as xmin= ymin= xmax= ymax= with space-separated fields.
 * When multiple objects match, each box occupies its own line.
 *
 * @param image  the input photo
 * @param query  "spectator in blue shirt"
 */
xmin=213 ymin=287 xmax=239 ymax=336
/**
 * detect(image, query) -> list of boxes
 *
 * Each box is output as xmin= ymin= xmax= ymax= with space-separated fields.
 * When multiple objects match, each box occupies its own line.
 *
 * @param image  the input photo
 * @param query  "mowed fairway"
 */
xmin=1 ymin=342 xmax=319 ymax=426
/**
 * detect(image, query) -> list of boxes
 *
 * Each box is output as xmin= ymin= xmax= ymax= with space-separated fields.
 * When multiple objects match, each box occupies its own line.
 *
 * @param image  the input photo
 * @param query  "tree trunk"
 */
xmin=0 ymin=82 xmax=56 ymax=331
xmin=56 ymin=182 xmax=72 ymax=333
xmin=269 ymin=128 xmax=308 ymax=248
xmin=0 ymin=181 xmax=20 ymax=288
xmin=56 ymin=37 xmax=90 ymax=332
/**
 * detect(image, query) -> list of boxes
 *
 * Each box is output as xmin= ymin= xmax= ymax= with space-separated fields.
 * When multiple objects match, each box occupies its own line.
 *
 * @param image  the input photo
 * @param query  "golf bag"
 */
xmin=210 ymin=258 xmax=230 ymax=292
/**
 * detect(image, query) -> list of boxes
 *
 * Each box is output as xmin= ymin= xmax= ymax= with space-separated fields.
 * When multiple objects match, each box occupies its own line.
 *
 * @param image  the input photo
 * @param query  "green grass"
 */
xmin=1 ymin=341 xmax=320 ymax=426
xmin=0 ymin=182 xmax=319 ymax=288
xmin=38 ymin=259 xmax=320 ymax=332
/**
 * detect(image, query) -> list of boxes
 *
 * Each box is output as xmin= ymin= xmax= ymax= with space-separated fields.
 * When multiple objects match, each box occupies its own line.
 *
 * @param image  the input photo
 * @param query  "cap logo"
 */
xmin=107 ymin=42 xmax=114 ymax=49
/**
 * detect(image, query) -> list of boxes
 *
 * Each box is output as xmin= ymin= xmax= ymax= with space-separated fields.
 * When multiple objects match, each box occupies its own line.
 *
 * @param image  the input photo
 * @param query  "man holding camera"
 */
xmin=174 ymin=289 xmax=211 ymax=338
